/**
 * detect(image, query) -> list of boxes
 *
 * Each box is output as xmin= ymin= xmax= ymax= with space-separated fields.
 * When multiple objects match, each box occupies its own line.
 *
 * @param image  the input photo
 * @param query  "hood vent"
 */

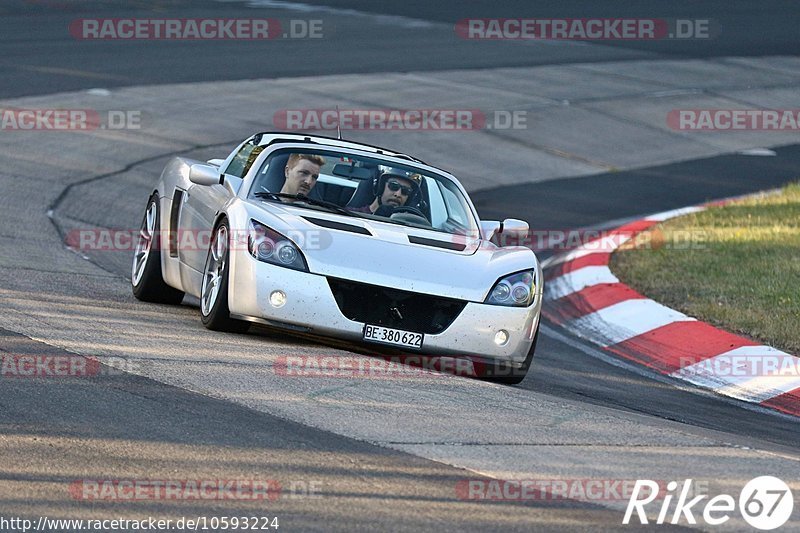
xmin=302 ymin=216 xmax=372 ymax=235
xmin=408 ymin=235 xmax=467 ymax=251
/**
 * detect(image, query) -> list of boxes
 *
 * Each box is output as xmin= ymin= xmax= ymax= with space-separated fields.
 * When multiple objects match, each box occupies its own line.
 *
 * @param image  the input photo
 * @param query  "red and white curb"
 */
xmin=541 ymin=203 xmax=800 ymax=418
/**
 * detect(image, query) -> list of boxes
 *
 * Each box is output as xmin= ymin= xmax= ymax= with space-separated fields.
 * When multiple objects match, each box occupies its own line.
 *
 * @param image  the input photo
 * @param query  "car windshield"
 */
xmin=248 ymin=148 xmax=480 ymax=236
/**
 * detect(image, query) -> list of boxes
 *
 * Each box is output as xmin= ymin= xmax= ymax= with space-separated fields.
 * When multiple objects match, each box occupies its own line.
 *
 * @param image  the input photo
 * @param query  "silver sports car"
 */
xmin=132 ymin=133 xmax=542 ymax=383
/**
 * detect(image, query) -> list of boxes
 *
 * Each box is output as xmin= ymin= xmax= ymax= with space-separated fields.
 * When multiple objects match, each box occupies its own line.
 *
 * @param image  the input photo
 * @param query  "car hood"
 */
xmin=250 ymin=204 xmax=539 ymax=302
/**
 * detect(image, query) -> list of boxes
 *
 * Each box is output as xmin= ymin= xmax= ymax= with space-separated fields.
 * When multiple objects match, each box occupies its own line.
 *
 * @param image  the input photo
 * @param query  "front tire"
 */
xmin=131 ymin=194 xmax=185 ymax=304
xmin=200 ymin=220 xmax=250 ymax=333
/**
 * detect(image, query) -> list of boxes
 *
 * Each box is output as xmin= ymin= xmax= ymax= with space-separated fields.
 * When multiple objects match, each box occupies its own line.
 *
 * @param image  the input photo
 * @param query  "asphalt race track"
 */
xmin=3 ymin=0 xmax=800 ymax=98
xmin=1 ymin=1 xmax=800 ymax=531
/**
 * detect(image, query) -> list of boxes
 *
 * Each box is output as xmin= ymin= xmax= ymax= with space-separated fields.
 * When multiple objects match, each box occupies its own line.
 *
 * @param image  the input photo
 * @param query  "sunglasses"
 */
xmin=386 ymin=180 xmax=414 ymax=196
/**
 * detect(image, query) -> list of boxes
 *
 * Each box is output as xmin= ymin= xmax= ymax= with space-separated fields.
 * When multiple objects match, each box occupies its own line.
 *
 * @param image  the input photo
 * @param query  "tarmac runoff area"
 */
xmin=1 ymin=56 xmax=800 ymax=527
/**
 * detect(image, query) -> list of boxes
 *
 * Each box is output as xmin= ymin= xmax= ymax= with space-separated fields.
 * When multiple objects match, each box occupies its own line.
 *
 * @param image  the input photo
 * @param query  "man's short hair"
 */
xmin=287 ymin=153 xmax=326 ymax=169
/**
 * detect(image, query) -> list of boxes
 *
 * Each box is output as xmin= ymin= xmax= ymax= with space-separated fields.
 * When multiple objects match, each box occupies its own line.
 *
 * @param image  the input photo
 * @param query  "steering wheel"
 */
xmin=389 ymin=205 xmax=431 ymax=226
xmin=390 ymin=205 xmax=427 ymax=219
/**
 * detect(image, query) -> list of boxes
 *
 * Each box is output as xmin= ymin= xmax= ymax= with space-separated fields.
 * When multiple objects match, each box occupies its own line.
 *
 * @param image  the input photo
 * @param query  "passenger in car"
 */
xmin=281 ymin=153 xmax=326 ymax=196
xmin=350 ymin=170 xmax=421 ymax=215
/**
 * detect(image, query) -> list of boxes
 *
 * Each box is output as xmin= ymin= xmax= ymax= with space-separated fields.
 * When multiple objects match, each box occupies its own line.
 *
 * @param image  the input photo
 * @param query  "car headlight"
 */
xmin=485 ymin=270 xmax=536 ymax=307
xmin=248 ymin=219 xmax=308 ymax=272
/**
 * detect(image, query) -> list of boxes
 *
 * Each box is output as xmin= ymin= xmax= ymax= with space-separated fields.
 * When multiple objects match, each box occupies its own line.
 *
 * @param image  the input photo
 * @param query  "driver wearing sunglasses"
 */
xmin=349 ymin=170 xmax=421 ymax=215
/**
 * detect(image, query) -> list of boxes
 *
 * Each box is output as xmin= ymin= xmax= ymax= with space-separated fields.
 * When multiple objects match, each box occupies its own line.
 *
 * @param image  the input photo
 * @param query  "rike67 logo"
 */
xmin=624 ymin=476 xmax=794 ymax=530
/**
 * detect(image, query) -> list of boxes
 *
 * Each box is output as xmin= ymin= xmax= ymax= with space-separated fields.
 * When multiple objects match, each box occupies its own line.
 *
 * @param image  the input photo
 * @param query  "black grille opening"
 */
xmin=327 ymin=278 xmax=467 ymax=334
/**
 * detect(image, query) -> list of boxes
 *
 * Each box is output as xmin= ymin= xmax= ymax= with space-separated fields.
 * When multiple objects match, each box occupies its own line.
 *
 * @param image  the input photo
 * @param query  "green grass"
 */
xmin=610 ymin=182 xmax=800 ymax=354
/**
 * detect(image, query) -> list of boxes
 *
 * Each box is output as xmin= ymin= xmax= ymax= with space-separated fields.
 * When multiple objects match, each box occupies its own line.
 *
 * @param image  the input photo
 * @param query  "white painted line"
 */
xmin=581 ymin=233 xmax=634 ymax=253
xmin=542 ymin=247 xmax=594 ymax=268
xmin=738 ymin=148 xmax=777 ymax=156
xmin=546 ymin=203 xmax=730 ymax=270
xmin=650 ymin=88 xmax=704 ymax=98
xmin=644 ymin=206 xmax=704 ymax=222
xmin=544 ymin=232 xmax=636 ymax=268
xmin=543 ymin=247 xmax=604 ymax=268
xmin=563 ymin=299 xmax=695 ymax=347
xmin=673 ymin=346 xmax=800 ymax=403
xmin=544 ymin=265 xmax=618 ymax=301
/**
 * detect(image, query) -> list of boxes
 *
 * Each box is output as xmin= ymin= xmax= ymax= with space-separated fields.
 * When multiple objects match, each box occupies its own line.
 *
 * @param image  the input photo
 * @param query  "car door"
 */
xmin=177 ymin=179 xmax=230 ymax=273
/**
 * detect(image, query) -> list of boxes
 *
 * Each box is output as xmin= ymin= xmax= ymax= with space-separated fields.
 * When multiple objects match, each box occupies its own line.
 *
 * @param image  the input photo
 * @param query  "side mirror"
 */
xmin=488 ymin=219 xmax=530 ymax=247
xmin=207 ymin=158 xmax=225 ymax=167
xmin=500 ymin=218 xmax=529 ymax=239
xmin=189 ymin=163 xmax=221 ymax=186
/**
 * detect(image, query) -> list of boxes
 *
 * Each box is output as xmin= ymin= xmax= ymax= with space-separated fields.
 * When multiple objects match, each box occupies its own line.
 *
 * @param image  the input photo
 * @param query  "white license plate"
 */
xmin=363 ymin=324 xmax=424 ymax=349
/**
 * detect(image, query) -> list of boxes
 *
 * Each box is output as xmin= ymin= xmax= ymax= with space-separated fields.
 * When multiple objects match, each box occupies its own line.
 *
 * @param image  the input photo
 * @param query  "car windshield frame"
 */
xmin=246 ymin=146 xmax=480 ymax=237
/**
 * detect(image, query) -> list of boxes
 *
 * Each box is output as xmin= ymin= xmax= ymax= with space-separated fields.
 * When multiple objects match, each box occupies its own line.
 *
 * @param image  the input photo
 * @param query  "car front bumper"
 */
xmin=229 ymin=254 xmax=542 ymax=364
